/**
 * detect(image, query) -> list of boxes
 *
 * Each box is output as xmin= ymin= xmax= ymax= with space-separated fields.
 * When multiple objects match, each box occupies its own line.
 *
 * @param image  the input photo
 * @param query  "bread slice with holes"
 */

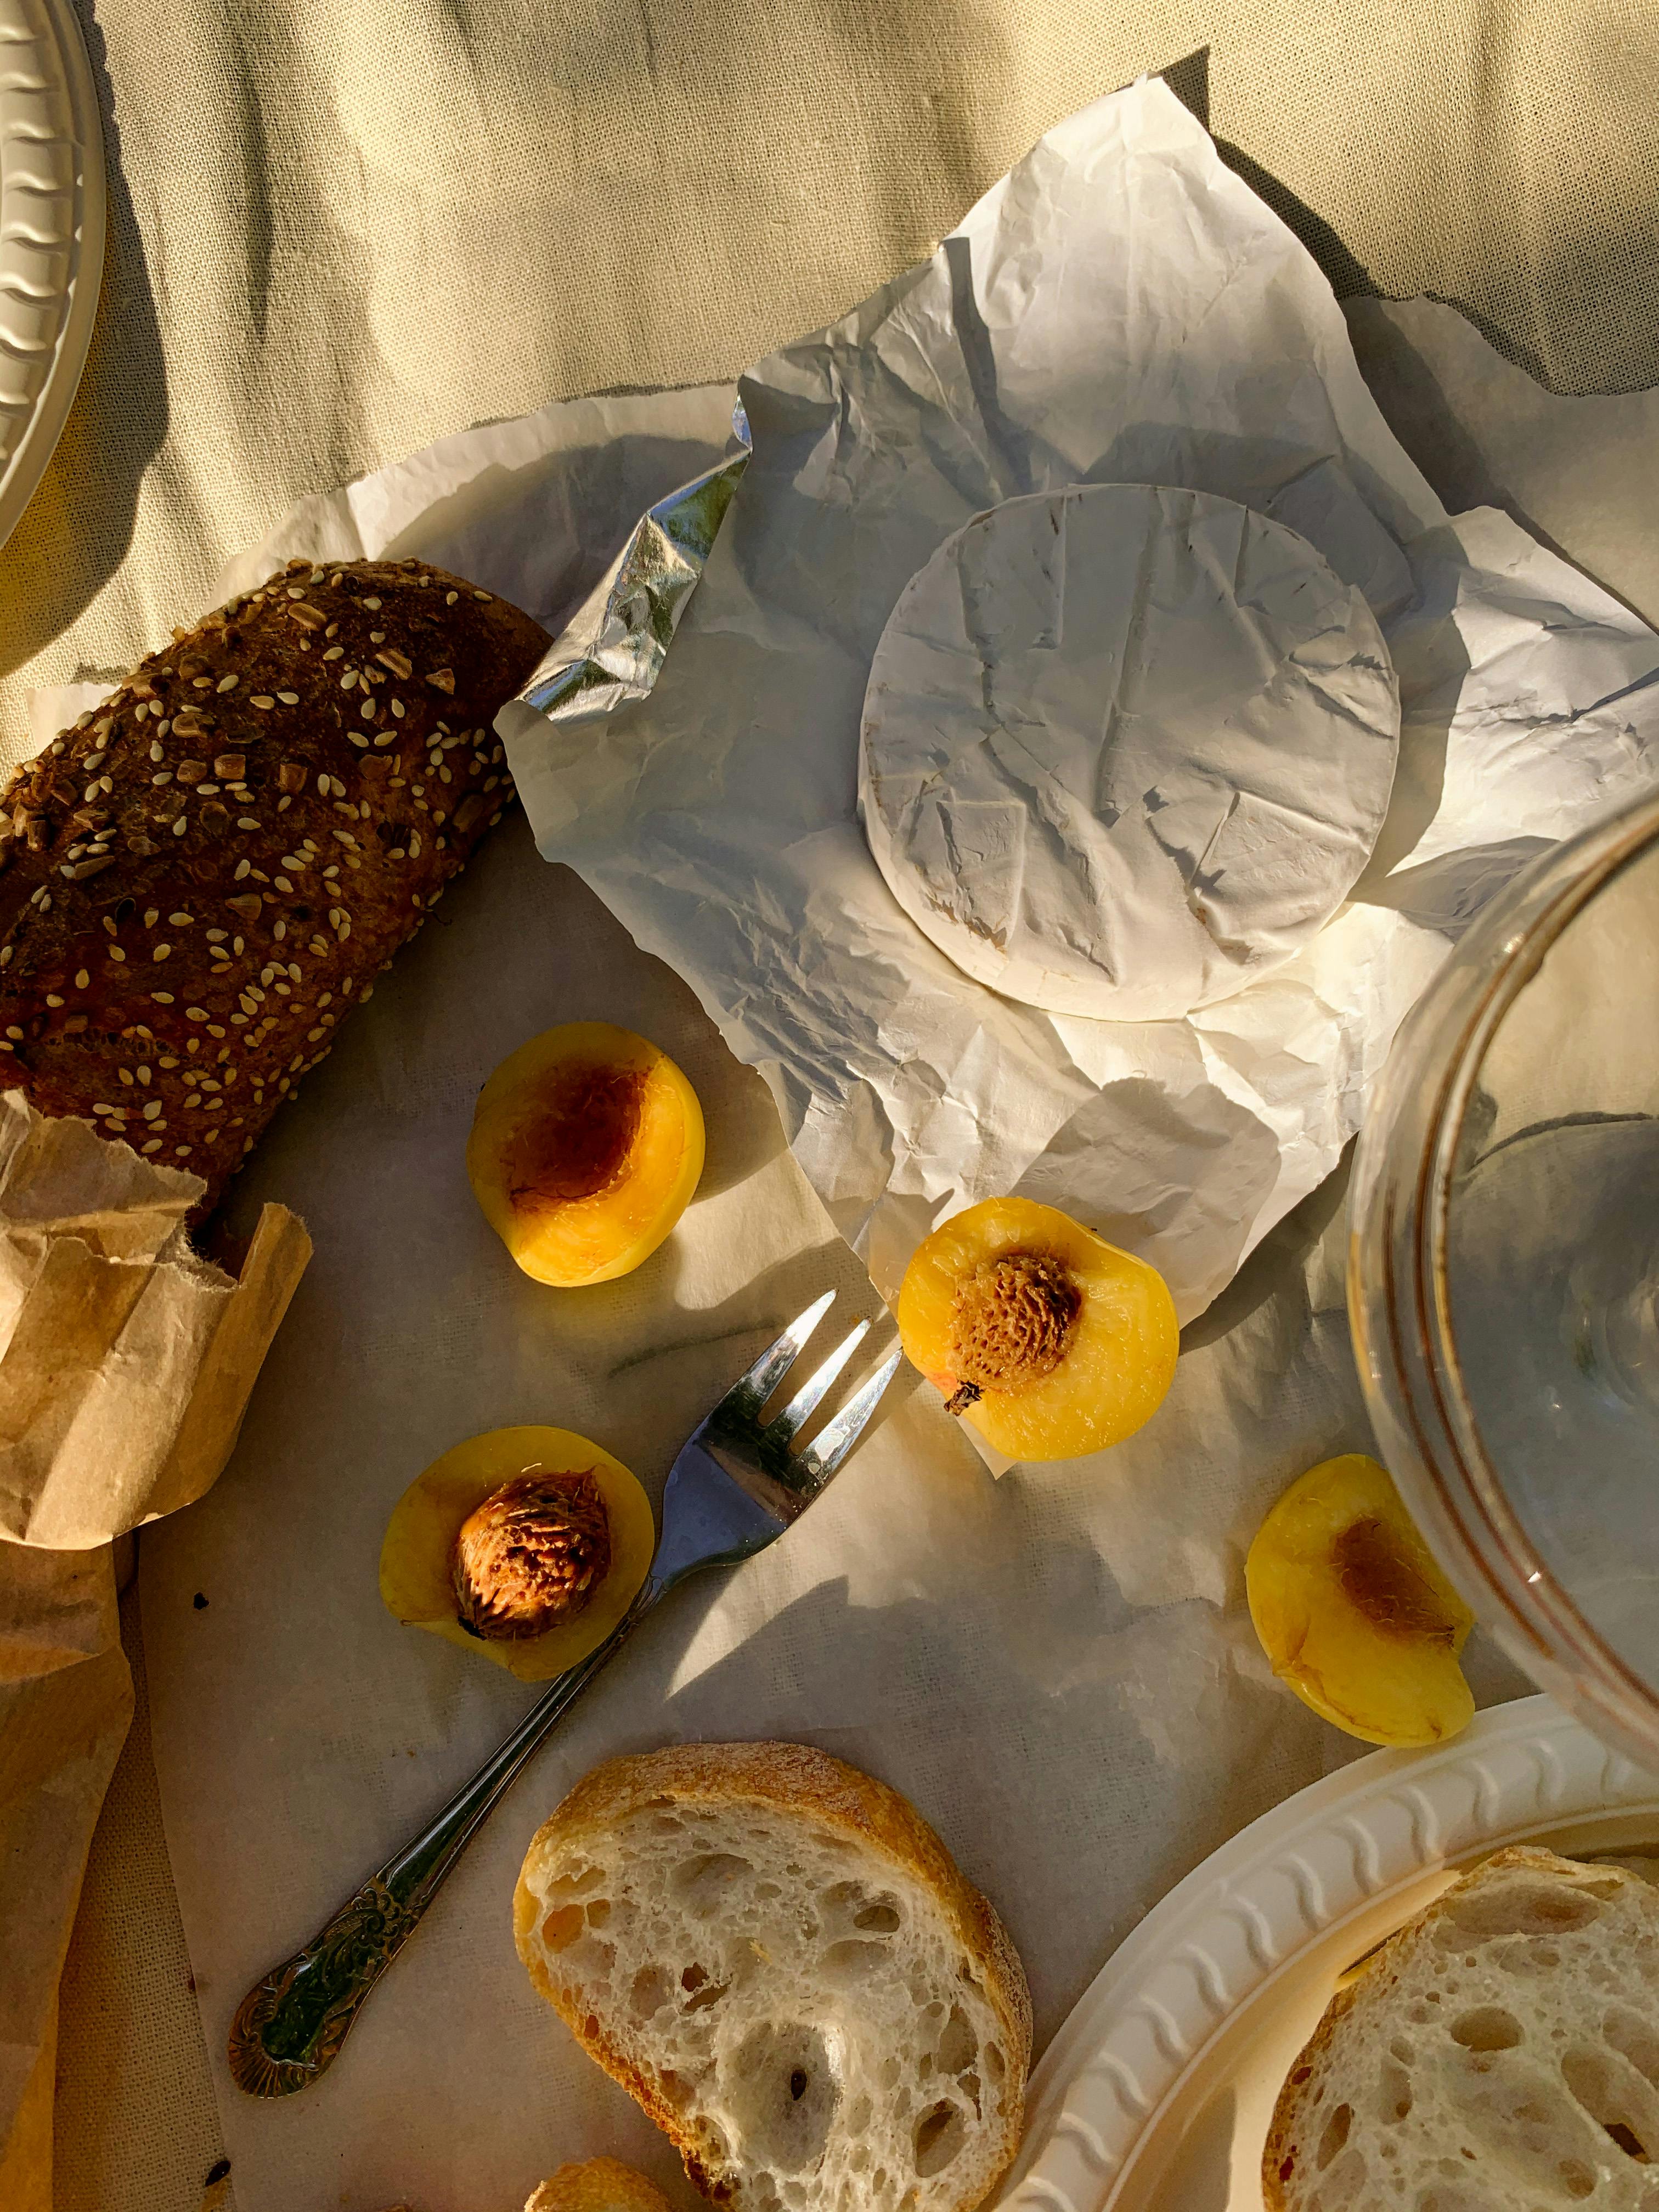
xmin=514 ymin=1742 xmax=1031 ymax=2212
xmin=1265 ymin=1846 xmax=1659 ymax=2211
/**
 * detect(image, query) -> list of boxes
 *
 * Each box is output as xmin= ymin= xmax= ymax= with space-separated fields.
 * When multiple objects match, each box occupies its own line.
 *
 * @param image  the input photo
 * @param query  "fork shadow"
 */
xmin=580 ymin=1241 xmax=914 ymax=1493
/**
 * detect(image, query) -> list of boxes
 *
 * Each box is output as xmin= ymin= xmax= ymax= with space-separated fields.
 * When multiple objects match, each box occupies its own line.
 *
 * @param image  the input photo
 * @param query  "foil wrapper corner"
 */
xmin=517 ymin=402 xmax=750 ymax=728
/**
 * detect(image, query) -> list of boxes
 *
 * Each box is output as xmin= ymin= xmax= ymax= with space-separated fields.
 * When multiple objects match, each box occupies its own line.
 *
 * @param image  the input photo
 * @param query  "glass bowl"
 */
xmin=1350 ymin=788 xmax=1659 ymax=1771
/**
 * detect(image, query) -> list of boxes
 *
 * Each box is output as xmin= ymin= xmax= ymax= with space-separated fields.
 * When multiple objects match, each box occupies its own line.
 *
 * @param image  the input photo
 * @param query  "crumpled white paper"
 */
xmin=499 ymin=79 xmax=1659 ymax=1327
xmin=857 ymin=481 xmax=1402 ymax=1024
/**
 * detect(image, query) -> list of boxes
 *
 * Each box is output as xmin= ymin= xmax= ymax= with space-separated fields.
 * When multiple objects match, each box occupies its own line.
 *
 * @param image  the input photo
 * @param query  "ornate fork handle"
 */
xmin=228 ymin=1584 xmax=659 ymax=2095
xmin=228 ymin=1293 xmax=899 ymax=2098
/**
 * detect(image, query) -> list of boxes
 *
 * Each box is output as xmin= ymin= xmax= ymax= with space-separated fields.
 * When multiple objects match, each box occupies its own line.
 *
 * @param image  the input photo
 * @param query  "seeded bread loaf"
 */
xmin=0 ymin=557 xmax=548 ymax=1205
xmin=1264 ymin=1846 xmax=1659 ymax=2211
xmin=514 ymin=1741 xmax=1032 ymax=2212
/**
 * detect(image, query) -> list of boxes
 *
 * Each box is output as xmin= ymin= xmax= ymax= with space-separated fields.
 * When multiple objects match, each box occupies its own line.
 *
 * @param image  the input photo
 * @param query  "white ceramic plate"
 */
xmin=997 ymin=1696 xmax=1659 ymax=2211
xmin=0 ymin=0 xmax=104 ymax=552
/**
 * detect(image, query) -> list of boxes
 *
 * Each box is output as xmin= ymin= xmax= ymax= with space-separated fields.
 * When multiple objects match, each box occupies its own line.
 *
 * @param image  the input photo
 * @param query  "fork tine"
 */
xmin=765 ymin=1318 xmax=870 ymax=1443
xmin=794 ymin=1345 xmax=904 ymax=1487
xmin=724 ymin=1288 xmax=836 ymax=1410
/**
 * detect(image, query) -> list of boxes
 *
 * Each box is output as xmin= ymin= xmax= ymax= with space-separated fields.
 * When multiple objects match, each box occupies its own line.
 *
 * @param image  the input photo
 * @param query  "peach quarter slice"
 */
xmin=379 ymin=1425 xmax=656 ymax=1681
xmin=1246 ymin=1452 xmax=1475 ymax=1747
xmin=467 ymin=1022 xmax=705 ymax=1286
xmin=896 ymin=1195 xmax=1179 ymax=1462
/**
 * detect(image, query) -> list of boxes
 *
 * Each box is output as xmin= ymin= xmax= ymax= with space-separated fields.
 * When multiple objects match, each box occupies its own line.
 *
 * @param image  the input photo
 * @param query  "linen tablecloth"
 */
xmin=3 ymin=2 xmax=1657 ymax=2208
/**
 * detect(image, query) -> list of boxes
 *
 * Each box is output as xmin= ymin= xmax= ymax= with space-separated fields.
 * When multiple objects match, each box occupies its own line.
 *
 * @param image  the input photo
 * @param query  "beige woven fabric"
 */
xmin=3 ymin=2 xmax=1653 ymax=2209
xmin=4 ymin=0 xmax=1658 ymax=759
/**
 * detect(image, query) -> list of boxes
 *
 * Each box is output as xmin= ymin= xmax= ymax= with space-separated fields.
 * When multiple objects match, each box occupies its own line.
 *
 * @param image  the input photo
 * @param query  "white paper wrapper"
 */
xmin=858 ymin=481 xmax=1402 ymax=1023
xmin=499 ymin=80 xmax=1659 ymax=1330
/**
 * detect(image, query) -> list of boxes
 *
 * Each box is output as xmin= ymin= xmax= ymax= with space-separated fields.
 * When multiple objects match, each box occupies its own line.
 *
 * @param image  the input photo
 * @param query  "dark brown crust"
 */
xmin=0 ymin=557 xmax=548 ymax=1206
xmin=514 ymin=1740 xmax=1034 ymax=2211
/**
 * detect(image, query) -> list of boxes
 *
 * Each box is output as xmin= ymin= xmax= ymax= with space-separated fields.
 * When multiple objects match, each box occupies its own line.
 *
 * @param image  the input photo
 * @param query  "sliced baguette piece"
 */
xmin=1265 ymin=1845 xmax=1659 ymax=2211
xmin=514 ymin=1742 xmax=1031 ymax=2212
xmin=525 ymin=2159 xmax=675 ymax=2212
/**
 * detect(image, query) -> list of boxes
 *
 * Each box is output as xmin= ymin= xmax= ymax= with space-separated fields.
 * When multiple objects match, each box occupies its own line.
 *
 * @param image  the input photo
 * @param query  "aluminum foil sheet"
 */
xmin=517 ymin=401 xmax=749 ymax=726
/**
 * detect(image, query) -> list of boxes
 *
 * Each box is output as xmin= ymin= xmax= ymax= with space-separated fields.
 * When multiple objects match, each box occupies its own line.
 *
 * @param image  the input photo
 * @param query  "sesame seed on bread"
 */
xmin=0 ymin=557 xmax=548 ymax=1206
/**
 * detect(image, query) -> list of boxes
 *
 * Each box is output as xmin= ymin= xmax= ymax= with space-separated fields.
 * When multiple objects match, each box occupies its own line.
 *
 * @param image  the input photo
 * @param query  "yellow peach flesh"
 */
xmin=1246 ymin=1452 xmax=1475 ymax=1747
xmin=379 ymin=1425 xmax=656 ymax=1681
xmin=467 ymin=1022 xmax=704 ymax=1286
xmin=896 ymin=1195 xmax=1178 ymax=1462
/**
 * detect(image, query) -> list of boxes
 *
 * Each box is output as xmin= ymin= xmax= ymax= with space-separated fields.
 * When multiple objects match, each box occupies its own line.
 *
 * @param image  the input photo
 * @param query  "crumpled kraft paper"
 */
xmin=0 ymin=1086 xmax=309 ymax=2196
xmin=0 ymin=1542 xmax=131 ymax=2212
xmin=498 ymin=79 xmax=1659 ymax=1333
xmin=0 ymin=1096 xmax=308 ymax=2203
xmin=0 ymin=1094 xmax=312 ymax=1549
xmin=2 ymin=391 xmax=740 ymax=2212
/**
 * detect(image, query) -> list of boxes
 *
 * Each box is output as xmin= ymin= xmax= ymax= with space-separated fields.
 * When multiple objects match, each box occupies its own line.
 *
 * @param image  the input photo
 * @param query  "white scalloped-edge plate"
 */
xmin=0 ymin=0 xmax=103 ymax=552
xmin=998 ymin=1696 xmax=1659 ymax=2210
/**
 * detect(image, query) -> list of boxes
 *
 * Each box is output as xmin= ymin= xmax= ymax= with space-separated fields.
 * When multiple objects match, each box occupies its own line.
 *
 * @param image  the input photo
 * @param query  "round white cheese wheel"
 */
xmin=857 ymin=482 xmax=1401 ymax=1022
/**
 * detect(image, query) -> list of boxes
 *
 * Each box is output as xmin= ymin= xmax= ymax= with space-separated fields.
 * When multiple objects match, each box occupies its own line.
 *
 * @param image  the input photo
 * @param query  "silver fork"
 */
xmin=227 ymin=1290 xmax=902 ymax=2097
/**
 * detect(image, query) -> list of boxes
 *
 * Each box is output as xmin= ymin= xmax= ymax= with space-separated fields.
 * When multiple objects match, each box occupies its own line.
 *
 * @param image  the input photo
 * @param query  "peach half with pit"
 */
xmin=895 ymin=1195 xmax=1179 ymax=1462
xmin=467 ymin=1022 xmax=704 ymax=1286
xmin=1246 ymin=1453 xmax=1475 ymax=1747
xmin=379 ymin=1425 xmax=656 ymax=1681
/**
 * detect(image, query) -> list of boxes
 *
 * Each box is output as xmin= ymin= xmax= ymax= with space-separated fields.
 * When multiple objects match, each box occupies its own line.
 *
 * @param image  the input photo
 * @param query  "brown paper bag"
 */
xmin=0 ymin=1096 xmax=312 ymax=2203
xmin=0 ymin=1095 xmax=312 ymax=1549
xmin=0 ymin=1544 xmax=131 ymax=2212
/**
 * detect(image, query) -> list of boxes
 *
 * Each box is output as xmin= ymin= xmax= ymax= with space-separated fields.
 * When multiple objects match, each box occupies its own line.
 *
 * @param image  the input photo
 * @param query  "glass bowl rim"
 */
xmin=1351 ymin=785 xmax=1659 ymax=1760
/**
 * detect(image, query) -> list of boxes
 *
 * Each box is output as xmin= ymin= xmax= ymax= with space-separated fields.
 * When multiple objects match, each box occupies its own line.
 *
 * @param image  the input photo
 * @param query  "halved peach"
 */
xmin=1246 ymin=1453 xmax=1475 ymax=1747
xmin=467 ymin=1022 xmax=704 ymax=1286
xmin=379 ymin=1425 xmax=656 ymax=1681
xmin=896 ymin=1195 xmax=1179 ymax=1462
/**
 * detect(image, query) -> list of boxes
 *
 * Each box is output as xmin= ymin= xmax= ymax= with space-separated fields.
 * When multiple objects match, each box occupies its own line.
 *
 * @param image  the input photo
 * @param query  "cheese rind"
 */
xmin=858 ymin=482 xmax=1400 ymax=1023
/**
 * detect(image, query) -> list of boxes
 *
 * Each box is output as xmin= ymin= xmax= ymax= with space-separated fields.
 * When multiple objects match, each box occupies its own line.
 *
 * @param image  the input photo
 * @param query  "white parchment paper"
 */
xmin=142 ymin=825 xmax=1489 ymax=2212
xmin=501 ymin=80 xmax=1659 ymax=1330
xmin=27 ymin=87 xmax=1645 ymax=2212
